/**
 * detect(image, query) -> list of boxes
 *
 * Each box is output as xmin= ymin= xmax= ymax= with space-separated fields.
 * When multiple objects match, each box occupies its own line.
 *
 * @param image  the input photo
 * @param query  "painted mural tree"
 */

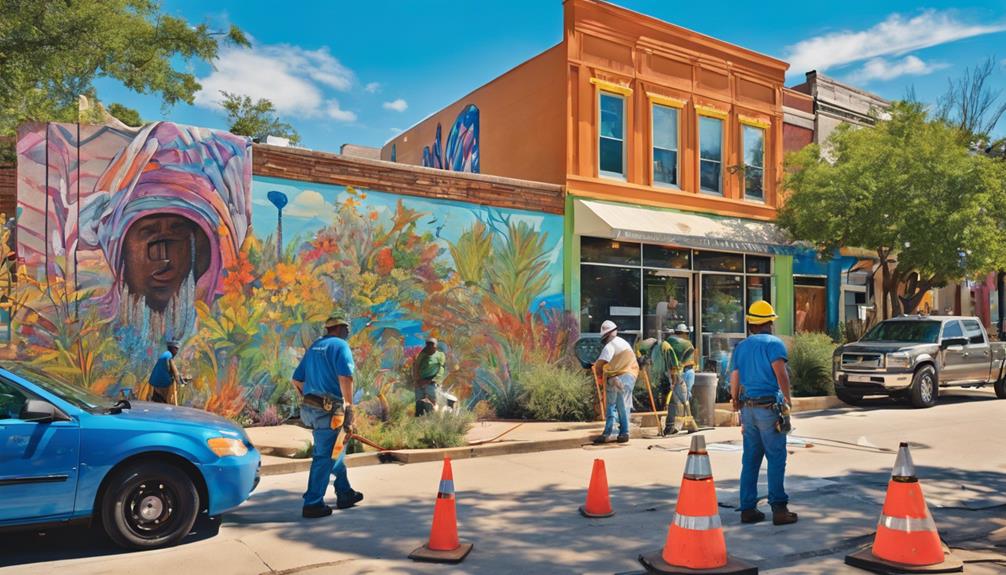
xmin=779 ymin=101 xmax=1006 ymax=317
xmin=0 ymin=0 xmax=248 ymax=138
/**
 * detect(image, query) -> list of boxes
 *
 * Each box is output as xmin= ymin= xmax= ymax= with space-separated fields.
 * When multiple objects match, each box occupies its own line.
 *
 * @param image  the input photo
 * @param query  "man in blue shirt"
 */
xmin=292 ymin=316 xmax=364 ymax=518
xmin=148 ymin=340 xmax=180 ymax=403
xmin=729 ymin=301 xmax=798 ymax=526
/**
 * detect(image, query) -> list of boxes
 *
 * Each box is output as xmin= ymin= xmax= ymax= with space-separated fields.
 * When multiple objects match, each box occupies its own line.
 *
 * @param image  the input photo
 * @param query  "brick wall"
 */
xmin=0 ymin=136 xmax=14 ymax=220
xmin=783 ymin=123 xmax=814 ymax=154
xmin=253 ymin=144 xmax=565 ymax=215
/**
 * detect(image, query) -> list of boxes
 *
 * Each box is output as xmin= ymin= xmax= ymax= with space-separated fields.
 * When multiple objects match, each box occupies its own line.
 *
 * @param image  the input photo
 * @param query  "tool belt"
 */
xmin=303 ymin=394 xmax=342 ymax=414
xmin=742 ymin=397 xmax=778 ymax=408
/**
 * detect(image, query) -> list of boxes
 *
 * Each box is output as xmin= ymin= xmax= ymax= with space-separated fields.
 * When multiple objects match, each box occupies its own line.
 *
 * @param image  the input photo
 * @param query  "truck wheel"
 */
xmin=836 ymin=389 xmax=863 ymax=406
xmin=909 ymin=366 xmax=937 ymax=408
xmin=100 ymin=460 xmax=200 ymax=550
xmin=995 ymin=377 xmax=1006 ymax=399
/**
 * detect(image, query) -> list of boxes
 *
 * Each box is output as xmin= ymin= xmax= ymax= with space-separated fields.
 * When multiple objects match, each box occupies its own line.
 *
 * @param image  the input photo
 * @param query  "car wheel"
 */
xmin=995 ymin=376 xmax=1006 ymax=399
xmin=909 ymin=366 xmax=937 ymax=409
xmin=835 ymin=389 xmax=863 ymax=405
xmin=100 ymin=460 xmax=200 ymax=550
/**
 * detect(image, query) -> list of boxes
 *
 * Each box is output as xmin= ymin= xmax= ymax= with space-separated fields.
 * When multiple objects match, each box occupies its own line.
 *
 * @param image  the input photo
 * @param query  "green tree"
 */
xmin=0 ymin=0 xmax=248 ymax=135
xmin=220 ymin=92 xmax=301 ymax=144
xmin=107 ymin=103 xmax=142 ymax=127
xmin=779 ymin=101 xmax=1006 ymax=317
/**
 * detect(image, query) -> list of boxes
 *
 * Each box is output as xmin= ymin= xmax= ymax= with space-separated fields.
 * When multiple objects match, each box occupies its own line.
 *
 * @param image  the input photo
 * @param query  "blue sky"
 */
xmin=96 ymin=1 xmax=1006 ymax=153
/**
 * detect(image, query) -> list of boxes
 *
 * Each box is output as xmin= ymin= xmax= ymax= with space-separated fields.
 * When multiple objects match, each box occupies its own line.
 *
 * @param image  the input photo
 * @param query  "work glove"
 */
xmin=342 ymin=404 xmax=355 ymax=434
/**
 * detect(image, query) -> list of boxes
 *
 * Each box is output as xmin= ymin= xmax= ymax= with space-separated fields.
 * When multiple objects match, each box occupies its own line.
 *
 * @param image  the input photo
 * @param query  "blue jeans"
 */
xmin=665 ymin=368 xmax=695 ymax=424
xmin=300 ymin=404 xmax=352 ymax=507
xmin=602 ymin=373 xmax=636 ymax=437
xmin=740 ymin=406 xmax=789 ymax=511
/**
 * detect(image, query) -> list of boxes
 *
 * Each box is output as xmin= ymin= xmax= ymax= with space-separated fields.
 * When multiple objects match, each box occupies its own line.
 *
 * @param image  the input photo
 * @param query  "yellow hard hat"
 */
xmin=746 ymin=300 xmax=778 ymax=325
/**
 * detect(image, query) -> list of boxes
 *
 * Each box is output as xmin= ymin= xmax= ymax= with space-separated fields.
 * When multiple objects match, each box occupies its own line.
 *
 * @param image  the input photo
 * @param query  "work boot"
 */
xmin=592 ymin=435 xmax=615 ymax=444
xmin=740 ymin=509 xmax=766 ymax=524
xmin=336 ymin=489 xmax=364 ymax=509
xmin=771 ymin=504 xmax=798 ymax=525
xmin=302 ymin=504 xmax=333 ymax=518
xmin=663 ymin=426 xmax=679 ymax=435
xmin=616 ymin=434 xmax=629 ymax=443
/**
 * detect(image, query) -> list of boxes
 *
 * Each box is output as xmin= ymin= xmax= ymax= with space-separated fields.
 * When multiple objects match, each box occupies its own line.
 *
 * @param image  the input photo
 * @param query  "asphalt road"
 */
xmin=3 ymin=389 xmax=1006 ymax=574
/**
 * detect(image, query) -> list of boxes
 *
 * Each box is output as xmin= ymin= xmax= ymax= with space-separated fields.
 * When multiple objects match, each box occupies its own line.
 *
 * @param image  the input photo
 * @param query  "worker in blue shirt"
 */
xmin=292 ymin=316 xmax=364 ymax=518
xmin=148 ymin=340 xmax=180 ymax=404
xmin=730 ymin=301 xmax=798 ymax=526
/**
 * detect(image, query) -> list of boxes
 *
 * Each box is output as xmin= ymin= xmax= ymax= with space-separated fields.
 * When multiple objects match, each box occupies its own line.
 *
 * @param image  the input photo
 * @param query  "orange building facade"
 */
xmin=384 ymin=0 xmax=811 ymax=371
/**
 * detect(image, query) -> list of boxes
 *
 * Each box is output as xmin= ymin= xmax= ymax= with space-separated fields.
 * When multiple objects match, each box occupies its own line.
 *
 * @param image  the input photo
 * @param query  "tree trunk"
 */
xmin=898 ymin=272 xmax=935 ymax=315
xmin=877 ymin=249 xmax=902 ymax=319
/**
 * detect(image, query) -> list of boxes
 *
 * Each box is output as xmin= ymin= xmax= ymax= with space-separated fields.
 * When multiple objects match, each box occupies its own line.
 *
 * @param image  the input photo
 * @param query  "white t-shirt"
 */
xmin=598 ymin=336 xmax=639 ymax=378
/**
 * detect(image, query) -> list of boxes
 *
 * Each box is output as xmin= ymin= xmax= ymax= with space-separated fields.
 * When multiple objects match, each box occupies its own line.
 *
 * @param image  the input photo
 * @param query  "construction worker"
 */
xmin=412 ymin=337 xmax=445 ymax=416
xmin=292 ymin=316 xmax=364 ymax=518
xmin=730 ymin=301 xmax=798 ymax=526
xmin=592 ymin=320 xmax=638 ymax=444
xmin=663 ymin=324 xmax=697 ymax=435
xmin=148 ymin=340 xmax=181 ymax=403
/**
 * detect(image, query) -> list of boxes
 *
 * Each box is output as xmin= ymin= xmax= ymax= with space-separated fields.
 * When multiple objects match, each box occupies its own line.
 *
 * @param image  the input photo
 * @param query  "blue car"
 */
xmin=0 ymin=366 xmax=260 ymax=549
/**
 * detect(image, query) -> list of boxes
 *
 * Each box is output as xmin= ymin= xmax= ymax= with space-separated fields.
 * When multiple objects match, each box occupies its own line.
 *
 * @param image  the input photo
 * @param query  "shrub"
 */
xmin=522 ymin=360 xmax=595 ymax=421
xmin=788 ymin=332 xmax=837 ymax=397
xmin=359 ymin=409 xmax=475 ymax=450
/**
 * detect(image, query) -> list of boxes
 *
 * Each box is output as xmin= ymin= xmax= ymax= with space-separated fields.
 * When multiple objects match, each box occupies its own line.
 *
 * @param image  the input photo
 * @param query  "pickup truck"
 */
xmin=833 ymin=316 xmax=1006 ymax=408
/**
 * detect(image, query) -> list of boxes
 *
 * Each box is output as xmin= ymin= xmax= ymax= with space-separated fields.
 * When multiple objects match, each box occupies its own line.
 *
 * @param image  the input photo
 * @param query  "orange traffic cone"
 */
xmin=409 ymin=457 xmax=474 ymax=564
xmin=845 ymin=442 xmax=963 ymax=573
xmin=579 ymin=458 xmax=615 ymax=518
xmin=639 ymin=435 xmax=757 ymax=575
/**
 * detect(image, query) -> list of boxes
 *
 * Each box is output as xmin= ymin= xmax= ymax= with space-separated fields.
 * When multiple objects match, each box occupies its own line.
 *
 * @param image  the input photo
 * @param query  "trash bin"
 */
xmin=692 ymin=373 xmax=718 ymax=428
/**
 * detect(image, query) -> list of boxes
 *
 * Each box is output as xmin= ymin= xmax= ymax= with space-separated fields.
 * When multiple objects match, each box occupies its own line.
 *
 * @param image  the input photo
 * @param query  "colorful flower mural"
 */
xmin=14 ymin=121 xmax=570 ymax=423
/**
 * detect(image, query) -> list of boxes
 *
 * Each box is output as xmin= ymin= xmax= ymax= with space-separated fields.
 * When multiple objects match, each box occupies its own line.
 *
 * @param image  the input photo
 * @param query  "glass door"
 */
xmin=644 ymin=270 xmax=691 ymax=342
xmin=699 ymin=273 xmax=746 ymax=385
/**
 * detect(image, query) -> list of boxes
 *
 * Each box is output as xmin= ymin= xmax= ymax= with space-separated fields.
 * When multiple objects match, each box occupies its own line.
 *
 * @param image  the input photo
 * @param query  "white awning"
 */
xmin=573 ymin=199 xmax=796 ymax=255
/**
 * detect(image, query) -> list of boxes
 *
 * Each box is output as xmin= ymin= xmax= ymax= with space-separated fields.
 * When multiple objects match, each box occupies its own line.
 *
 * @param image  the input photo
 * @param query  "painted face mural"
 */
xmin=121 ymin=214 xmax=211 ymax=312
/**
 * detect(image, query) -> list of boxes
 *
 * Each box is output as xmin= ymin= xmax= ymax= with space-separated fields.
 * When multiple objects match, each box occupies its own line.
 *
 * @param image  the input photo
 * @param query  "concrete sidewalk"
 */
xmin=248 ymin=396 xmax=848 ymax=476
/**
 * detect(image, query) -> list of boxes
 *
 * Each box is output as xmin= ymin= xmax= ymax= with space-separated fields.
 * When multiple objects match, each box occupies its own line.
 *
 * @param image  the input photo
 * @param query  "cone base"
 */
xmin=578 ymin=505 xmax=614 ymax=518
xmin=409 ymin=542 xmax=473 ymax=564
xmin=845 ymin=545 xmax=963 ymax=574
xmin=639 ymin=550 xmax=758 ymax=574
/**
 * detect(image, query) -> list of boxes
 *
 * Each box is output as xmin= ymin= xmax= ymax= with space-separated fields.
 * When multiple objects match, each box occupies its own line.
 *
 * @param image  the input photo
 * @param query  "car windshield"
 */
xmin=5 ymin=366 xmax=117 ymax=412
xmin=861 ymin=320 xmax=941 ymax=343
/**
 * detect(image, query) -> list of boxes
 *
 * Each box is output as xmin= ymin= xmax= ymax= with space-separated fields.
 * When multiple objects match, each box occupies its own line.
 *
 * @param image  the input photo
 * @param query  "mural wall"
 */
xmin=422 ymin=104 xmax=479 ymax=173
xmin=14 ymin=121 xmax=566 ymax=421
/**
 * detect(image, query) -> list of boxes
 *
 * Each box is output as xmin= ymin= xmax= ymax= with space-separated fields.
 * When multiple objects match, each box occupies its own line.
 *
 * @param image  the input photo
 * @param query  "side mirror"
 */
xmin=19 ymin=399 xmax=66 ymax=423
xmin=941 ymin=337 xmax=968 ymax=350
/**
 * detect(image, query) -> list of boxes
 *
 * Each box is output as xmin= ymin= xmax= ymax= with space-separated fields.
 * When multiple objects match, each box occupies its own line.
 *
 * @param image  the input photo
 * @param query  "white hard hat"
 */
xmin=600 ymin=320 xmax=618 ymax=338
xmin=674 ymin=323 xmax=691 ymax=334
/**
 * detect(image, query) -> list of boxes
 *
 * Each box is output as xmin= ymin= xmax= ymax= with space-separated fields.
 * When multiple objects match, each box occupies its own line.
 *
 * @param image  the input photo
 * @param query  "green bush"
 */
xmin=356 ymin=392 xmax=475 ymax=450
xmin=522 ymin=360 xmax=595 ymax=421
xmin=789 ymin=332 xmax=837 ymax=397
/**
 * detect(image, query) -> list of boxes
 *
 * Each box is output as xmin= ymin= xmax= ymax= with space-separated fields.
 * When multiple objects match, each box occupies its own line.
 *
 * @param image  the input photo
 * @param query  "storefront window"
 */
xmin=694 ymin=250 xmax=743 ymax=272
xmin=581 ymin=236 xmax=640 ymax=266
xmin=644 ymin=270 xmax=690 ymax=340
xmin=746 ymin=276 xmax=771 ymax=305
xmin=746 ymin=255 xmax=771 ymax=274
xmin=701 ymin=274 xmax=745 ymax=334
xmin=580 ymin=265 xmax=641 ymax=334
xmin=643 ymin=244 xmax=690 ymax=269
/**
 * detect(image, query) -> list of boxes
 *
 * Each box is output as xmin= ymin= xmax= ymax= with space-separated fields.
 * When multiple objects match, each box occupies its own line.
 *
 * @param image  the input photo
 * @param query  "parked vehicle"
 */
xmin=0 ymin=366 xmax=260 ymax=549
xmin=833 ymin=316 xmax=1006 ymax=408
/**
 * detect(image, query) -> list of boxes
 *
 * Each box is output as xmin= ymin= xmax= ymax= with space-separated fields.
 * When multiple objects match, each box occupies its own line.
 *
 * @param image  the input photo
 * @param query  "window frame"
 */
xmin=697 ymin=112 xmax=726 ymax=196
xmin=651 ymin=101 xmax=682 ymax=189
xmin=740 ymin=121 xmax=767 ymax=203
xmin=598 ymin=91 xmax=627 ymax=180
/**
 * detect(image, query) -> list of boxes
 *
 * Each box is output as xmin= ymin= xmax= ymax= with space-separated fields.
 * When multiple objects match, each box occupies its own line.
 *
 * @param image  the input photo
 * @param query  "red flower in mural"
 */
xmin=223 ymin=252 xmax=255 ymax=295
xmin=375 ymin=247 xmax=394 ymax=274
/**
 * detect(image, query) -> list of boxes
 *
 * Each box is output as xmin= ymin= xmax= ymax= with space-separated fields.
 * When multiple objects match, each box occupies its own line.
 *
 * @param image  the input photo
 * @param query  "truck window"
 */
xmin=861 ymin=320 xmax=941 ymax=343
xmin=962 ymin=320 xmax=985 ymax=345
xmin=942 ymin=321 xmax=964 ymax=340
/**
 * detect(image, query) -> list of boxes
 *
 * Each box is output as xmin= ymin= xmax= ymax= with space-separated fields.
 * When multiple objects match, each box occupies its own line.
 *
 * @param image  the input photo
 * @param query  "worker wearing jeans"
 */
xmin=730 ymin=301 xmax=798 ymax=526
xmin=593 ymin=320 xmax=639 ymax=444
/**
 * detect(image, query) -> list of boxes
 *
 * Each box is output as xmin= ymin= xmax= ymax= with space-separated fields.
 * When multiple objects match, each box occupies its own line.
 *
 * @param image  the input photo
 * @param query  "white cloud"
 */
xmin=383 ymin=98 xmax=409 ymax=112
xmin=365 ymin=82 xmax=381 ymax=93
xmin=848 ymin=55 xmax=950 ymax=83
xmin=389 ymin=127 xmax=403 ymax=134
xmin=785 ymin=10 xmax=1006 ymax=75
xmin=284 ymin=190 xmax=337 ymax=221
xmin=195 ymin=44 xmax=355 ymax=117
xmin=325 ymin=99 xmax=357 ymax=122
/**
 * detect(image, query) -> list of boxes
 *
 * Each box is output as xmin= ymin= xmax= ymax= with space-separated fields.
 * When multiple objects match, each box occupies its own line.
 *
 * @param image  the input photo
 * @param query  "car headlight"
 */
xmin=208 ymin=437 xmax=249 ymax=457
xmin=886 ymin=352 xmax=912 ymax=370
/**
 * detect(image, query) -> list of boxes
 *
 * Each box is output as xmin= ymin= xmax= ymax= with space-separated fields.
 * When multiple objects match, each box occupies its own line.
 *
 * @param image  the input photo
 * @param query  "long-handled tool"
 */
xmin=670 ymin=371 xmax=700 ymax=433
xmin=574 ymin=337 xmax=607 ymax=421
xmin=639 ymin=367 xmax=664 ymax=437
